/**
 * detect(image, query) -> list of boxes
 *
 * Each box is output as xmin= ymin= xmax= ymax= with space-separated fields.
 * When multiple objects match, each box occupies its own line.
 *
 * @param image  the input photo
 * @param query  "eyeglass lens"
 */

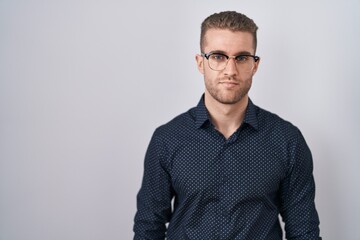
xmin=208 ymin=54 xmax=255 ymax=72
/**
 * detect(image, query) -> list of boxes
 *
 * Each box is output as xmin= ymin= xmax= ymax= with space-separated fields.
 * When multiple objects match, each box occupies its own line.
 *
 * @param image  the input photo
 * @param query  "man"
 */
xmin=134 ymin=11 xmax=321 ymax=239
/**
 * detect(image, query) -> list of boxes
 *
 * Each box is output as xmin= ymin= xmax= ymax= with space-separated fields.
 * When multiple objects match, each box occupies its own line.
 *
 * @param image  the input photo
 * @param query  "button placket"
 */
xmin=218 ymin=141 xmax=233 ymax=234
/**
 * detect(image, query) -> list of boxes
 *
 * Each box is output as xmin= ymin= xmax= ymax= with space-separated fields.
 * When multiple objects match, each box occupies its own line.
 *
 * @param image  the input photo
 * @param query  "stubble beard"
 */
xmin=205 ymin=77 xmax=252 ymax=105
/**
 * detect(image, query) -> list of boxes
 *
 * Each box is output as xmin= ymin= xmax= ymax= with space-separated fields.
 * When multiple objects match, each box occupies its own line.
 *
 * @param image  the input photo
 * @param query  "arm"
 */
xmin=279 ymin=129 xmax=321 ymax=240
xmin=133 ymin=131 xmax=174 ymax=240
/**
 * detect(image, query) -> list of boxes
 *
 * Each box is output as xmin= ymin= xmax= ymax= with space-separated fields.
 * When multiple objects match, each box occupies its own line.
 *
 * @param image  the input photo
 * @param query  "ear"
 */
xmin=252 ymin=57 xmax=261 ymax=76
xmin=195 ymin=54 xmax=205 ymax=74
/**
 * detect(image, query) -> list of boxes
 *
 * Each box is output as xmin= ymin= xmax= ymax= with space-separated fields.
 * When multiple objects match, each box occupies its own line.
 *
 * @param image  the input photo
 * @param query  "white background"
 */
xmin=1 ymin=0 xmax=359 ymax=239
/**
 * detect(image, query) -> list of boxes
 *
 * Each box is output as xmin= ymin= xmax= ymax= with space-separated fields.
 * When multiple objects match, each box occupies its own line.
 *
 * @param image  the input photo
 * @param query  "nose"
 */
xmin=223 ymin=57 xmax=238 ymax=76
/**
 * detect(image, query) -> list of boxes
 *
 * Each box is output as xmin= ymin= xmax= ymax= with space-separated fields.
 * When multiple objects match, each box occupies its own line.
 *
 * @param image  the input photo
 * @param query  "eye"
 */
xmin=210 ymin=54 xmax=227 ymax=62
xmin=235 ymin=55 xmax=249 ymax=62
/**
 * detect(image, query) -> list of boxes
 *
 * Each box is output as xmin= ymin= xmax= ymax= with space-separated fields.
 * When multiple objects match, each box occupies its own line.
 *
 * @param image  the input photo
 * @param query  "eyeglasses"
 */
xmin=201 ymin=52 xmax=260 ymax=72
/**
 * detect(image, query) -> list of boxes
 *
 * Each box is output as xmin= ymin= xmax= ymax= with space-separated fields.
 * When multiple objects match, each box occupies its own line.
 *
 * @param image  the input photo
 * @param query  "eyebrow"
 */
xmin=208 ymin=50 xmax=254 ymax=56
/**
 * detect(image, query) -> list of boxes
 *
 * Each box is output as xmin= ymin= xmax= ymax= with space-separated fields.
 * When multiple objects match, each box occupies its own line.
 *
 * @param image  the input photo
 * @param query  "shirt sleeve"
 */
xmin=133 ymin=130 xmax=174 ymax=240
xmin=279 ymin=129 xmax=321 ymax=240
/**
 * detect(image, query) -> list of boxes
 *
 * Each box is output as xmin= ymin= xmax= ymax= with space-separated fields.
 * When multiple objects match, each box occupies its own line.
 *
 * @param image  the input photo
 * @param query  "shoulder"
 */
xmin=152 ymin=106 xmax=197 ymax=140
xmin=254 ymin=104 xmax=312 ymax=169
xmin=254 ymin=104 xmax=304 ymax=143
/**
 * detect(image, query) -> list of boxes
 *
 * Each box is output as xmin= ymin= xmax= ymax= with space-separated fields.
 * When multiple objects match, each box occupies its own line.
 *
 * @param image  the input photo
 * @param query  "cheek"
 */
xmin=203 ymin=69 xmax=219 ymax=83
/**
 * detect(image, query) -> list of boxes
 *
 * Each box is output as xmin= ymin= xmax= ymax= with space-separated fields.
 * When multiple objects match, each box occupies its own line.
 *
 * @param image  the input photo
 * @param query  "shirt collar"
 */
xmin=195 ymin=95 xmax=210 ymax=129
xmin=195 ymin=94 xmax=259 ymax=130
xmin=243 ymin=98 xmax=259 ymax=130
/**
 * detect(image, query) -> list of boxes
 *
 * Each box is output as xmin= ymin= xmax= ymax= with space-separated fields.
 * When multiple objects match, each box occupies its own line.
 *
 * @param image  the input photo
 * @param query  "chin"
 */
xmin=215 ymin=95 xmax=245 ymax=105
xmin=218 ymin=99 xmax=242 ymax=105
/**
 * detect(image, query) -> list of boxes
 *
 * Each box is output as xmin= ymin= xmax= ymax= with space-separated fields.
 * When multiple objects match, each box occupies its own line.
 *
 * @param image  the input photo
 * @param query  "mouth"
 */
xmin=219 ymin=81 xmax=239 ymax=88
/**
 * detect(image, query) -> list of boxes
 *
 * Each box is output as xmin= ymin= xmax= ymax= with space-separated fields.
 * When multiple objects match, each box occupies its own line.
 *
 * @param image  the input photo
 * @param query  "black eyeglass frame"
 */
xmin=201 ymin=52 xmax=260 ymax=63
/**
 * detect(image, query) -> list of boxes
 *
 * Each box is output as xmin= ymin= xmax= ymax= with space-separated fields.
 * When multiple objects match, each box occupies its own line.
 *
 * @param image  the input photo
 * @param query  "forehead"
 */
xmin=203 ymin=29 xmax=255 ymax=54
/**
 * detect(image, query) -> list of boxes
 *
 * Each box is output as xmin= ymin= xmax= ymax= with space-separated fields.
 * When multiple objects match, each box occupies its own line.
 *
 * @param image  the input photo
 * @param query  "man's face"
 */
xmin=196 ymin=29 xmax=260 ymax=105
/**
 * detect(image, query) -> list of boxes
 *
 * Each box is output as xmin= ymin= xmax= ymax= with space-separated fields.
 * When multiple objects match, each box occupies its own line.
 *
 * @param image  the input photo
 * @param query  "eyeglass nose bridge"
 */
xmin=222 ymin=55 xmax=256 ymax=73
xmin=224 ymin=55 xmax=239 ymax=69
xmin=208 ymin=55 xmax=239 ymax=71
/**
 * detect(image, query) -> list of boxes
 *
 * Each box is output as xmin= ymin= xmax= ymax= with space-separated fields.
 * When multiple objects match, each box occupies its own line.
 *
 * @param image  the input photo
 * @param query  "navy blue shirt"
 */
xmin=134 ymin=96 xmax=321 ymax=239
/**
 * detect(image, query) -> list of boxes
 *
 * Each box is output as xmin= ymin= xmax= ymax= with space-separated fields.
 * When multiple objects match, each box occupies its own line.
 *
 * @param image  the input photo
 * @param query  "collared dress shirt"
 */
xmin=134 ymin=96 xmax=321 ymax=240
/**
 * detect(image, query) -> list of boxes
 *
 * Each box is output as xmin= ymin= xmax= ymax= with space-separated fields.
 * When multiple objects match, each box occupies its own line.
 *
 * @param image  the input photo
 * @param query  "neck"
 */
xmin=204 ymin=93 xmax=249 ymax=139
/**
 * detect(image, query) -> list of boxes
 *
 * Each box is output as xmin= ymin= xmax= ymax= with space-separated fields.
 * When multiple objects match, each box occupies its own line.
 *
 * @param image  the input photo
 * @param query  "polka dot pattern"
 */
xmin=134 ymin=95 xmax=321 ymax=239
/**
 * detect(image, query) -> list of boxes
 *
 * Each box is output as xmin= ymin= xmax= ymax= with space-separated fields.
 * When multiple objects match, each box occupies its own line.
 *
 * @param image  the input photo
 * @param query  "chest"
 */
xmin=168 ymin=135 xmax=287 ymax=199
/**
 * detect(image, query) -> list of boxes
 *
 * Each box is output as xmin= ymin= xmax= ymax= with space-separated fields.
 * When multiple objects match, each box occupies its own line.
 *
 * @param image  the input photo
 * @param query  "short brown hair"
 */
xmin=200 ymin=11 xmax=258 ymax=52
